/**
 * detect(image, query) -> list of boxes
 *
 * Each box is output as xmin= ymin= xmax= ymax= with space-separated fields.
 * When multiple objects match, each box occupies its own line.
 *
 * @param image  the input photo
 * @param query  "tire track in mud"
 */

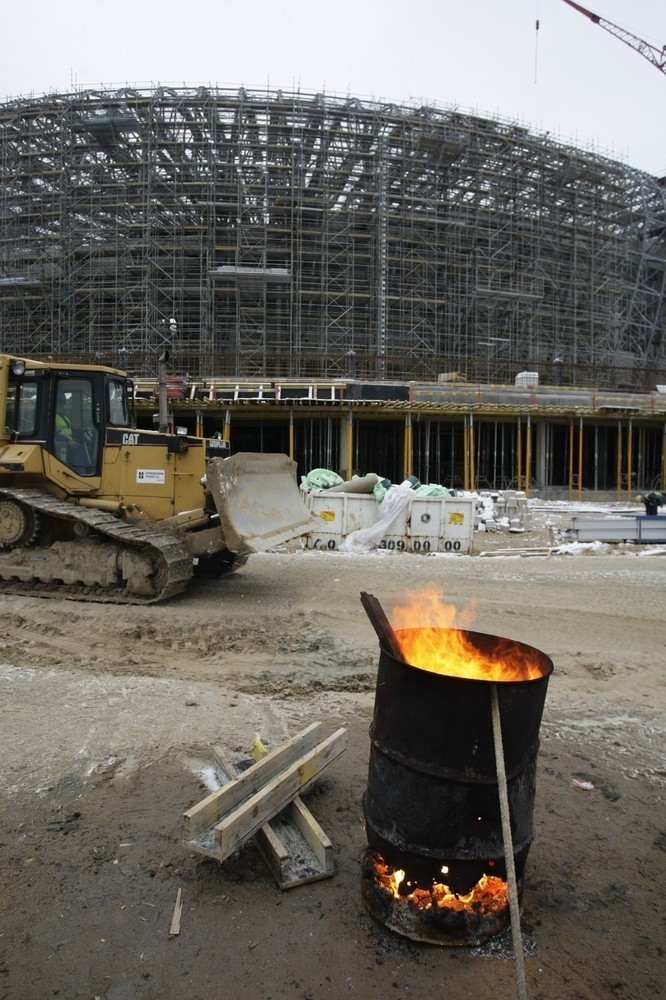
xmin=0 ymin=603 xmax=373 ymax=681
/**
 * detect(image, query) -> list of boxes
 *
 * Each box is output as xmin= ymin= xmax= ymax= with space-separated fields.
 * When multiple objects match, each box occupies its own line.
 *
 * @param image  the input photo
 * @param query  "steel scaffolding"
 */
xmin=0 ymin=86 xmax=664 ymax=387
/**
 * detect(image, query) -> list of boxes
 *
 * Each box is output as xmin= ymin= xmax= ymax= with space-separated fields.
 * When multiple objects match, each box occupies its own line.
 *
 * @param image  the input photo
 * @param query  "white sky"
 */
xmin=2 ymin=0 xmax=664 ymax=176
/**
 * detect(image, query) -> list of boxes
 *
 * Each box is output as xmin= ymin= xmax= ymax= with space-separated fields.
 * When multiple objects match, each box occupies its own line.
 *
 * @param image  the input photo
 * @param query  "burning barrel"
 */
xmin=361 ymin=613 xmax=553 ymax=946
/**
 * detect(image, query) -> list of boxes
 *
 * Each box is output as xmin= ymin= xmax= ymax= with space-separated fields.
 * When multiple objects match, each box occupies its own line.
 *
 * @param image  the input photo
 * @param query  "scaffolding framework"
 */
xmin=0 ymin=86 xmax=664 ymax=387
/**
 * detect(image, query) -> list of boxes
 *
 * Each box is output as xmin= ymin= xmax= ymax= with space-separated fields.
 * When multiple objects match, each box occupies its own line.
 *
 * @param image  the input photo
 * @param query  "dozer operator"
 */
xmin=0 ymin=354 xmax=313 ymax=603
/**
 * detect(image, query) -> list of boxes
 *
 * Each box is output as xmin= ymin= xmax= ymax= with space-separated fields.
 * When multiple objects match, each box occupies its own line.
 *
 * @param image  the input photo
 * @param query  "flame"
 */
xmin=373 ymin=856 xmax=508 ymax=915
xmin=390 ymin=585 xmax=545 ymax=682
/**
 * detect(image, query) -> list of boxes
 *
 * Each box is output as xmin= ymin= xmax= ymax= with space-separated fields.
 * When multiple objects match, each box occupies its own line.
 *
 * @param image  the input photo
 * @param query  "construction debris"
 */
xmin=184 ymin=722 xmax=347 ymax=889
xmin=169 ymin=888 xmax=183 ymax=936
xmin=479 ymin=547 xmax=555 ymax=558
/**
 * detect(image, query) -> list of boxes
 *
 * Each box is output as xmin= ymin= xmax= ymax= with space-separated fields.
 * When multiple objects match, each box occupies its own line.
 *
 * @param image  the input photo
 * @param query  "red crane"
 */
xmin=561 ymin=0 xmax=666 ymax=75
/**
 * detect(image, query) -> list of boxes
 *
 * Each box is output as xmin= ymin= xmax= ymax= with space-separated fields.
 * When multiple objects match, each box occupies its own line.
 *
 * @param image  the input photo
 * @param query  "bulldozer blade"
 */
xmin=206 ymin=453 xmax=315 ymax=554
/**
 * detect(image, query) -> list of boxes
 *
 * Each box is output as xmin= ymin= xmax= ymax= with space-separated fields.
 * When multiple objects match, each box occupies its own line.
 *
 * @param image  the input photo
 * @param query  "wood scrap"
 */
xmin=183 ymin=721 xmax=328 ymax=839
xmin=183 ymin=723 xmax=346 ymax=888
xmin=169 ymin=888 xmax=183 ymax=936
xmin=479 ymin=547 xmax=555 ymax=558
xmin=248 ymin=732 xmax=332 ymax=872
xmin=360 ymin=591 xmax=403 ymax=659
xmin=213 ymin=747 xmax=293 ymax=885
xmin=214 ymin=726 xmax=346 ymax=859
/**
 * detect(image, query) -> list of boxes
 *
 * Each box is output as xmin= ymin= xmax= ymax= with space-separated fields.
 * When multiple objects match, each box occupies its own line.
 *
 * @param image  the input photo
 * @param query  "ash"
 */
xmin=470 ymin=928 xmax=537 ymax=960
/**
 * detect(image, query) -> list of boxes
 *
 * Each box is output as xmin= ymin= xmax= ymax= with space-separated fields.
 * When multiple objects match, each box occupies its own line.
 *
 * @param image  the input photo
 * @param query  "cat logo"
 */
xmin=122 ymin=432 xmax=140 ymax=445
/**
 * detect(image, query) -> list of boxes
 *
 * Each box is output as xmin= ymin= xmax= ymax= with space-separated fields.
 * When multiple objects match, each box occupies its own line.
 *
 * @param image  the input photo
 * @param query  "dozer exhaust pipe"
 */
xmin=157 ymin=351 xmax=170 ymax=433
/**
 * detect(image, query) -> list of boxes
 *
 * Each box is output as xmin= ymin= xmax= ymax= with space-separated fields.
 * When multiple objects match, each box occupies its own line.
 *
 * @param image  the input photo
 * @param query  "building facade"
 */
xmin=1 ymin=87 xmax=665 ymax=492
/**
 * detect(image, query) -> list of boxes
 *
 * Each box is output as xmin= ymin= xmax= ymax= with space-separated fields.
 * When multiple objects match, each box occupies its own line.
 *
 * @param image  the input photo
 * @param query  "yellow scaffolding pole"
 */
xmin=344 ymin=410 xmax=353 ymax=481
xmin=403 ymin=412 xmax=413 ymax=481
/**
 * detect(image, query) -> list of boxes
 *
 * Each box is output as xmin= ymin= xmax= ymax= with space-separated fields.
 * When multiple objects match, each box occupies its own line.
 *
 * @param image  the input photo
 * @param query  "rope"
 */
xmin=491 ymin=683 xmax=528 ymax=1000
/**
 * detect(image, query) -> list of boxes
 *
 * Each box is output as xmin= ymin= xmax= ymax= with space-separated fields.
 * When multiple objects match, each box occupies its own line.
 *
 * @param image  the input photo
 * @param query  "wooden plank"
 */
xmin=213 ymin=746 xmax=336 ymax=888
xmin=183 ymin=721 xmax=325 ymax=838
xmin=186 ymin=798 xmax=335 ymax=888
xmin=244 ymin=738 xmax=333 ymax=875
xmin=169 ymin=888 xmax=183 ymax=936
xmin=213 ymin=728 xmax=347 ymax=861
xmin=360 ymin=591 xmax=403 ymax=659
xmin=264 ymin=809 xmax=334 ymax=888
xmin=212 ymin=746 xmax=291 ymax=881
xmin=184 ymin=727 xmax=344 ymax=887
xmin=289 ymin=797 xmax=333 ymax=872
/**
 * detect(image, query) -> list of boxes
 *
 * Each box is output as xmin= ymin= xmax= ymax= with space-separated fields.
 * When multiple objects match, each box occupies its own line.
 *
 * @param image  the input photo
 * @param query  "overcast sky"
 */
xmin=2 ymin=0 xmax=664 ymax=176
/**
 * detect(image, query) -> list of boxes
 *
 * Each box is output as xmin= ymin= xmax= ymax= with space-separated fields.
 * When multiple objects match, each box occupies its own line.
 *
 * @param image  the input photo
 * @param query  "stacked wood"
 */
xmin=183 ymin=722 xmax=347 ymax=889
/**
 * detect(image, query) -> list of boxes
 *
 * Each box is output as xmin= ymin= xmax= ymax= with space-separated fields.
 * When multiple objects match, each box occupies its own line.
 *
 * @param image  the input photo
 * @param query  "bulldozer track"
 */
xmin=0 ymin=487 xmax=193 ymax=604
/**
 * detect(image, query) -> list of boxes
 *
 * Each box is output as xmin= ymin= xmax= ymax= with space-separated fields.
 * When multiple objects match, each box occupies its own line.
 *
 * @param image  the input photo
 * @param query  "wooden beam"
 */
xmin=183 ymin=724 xmax=346 ymax=888
xmin=183 ymin=721 xmax=326 ymax=839
xmin=213 ymin=728 xmax=347 ymax=860
xmin=212 ymin=746 xmax=291 ymax=882
xmin=289 ymin=797 xmax=333 ymax=872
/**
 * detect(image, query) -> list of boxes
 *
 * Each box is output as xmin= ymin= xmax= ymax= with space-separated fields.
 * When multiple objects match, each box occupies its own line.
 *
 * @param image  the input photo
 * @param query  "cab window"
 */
xmin=6 ymin=378 xmax=38 ymax=435
xmin=108 ymin=379 xmax=131 ymax=427
xmin=53 ymin=377 xmax=100 ymax=476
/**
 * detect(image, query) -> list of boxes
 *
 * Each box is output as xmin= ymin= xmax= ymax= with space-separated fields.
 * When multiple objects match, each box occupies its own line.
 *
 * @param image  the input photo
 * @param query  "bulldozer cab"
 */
xmin=2 ymin=355 xmax=133 ymax=479
xmin=53 ymin=379 xmax=100 ymax=475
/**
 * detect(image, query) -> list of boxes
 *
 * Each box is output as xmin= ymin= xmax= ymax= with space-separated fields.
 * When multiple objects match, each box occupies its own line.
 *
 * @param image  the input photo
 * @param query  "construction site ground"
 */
xmin=1 ymin=503 xmax=664 ymax=1000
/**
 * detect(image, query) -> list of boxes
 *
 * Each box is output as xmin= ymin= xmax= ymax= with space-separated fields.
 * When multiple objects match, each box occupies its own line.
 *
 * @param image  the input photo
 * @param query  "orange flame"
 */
xmin=373 ymin=857 xmax=508 ymax=915
xmin=390 ymin=585 xmax=545 ymax=682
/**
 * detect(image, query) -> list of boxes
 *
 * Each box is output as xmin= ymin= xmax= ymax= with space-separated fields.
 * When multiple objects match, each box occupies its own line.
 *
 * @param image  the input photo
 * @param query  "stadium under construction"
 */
xmin=1 ymin=86 xmax=665 ymax=495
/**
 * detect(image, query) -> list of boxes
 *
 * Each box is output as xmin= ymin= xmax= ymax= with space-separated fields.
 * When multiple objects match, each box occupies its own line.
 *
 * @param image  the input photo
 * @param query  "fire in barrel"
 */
xmin=360 ymin=587 xmax=553 ymax=946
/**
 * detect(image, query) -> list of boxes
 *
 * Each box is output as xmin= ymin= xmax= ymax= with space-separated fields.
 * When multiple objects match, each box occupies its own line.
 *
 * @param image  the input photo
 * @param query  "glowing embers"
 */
xmin=362 ymin=851 xmax=514 ymax=947
xmin=376 ymin=855 xmax=508 ymax=913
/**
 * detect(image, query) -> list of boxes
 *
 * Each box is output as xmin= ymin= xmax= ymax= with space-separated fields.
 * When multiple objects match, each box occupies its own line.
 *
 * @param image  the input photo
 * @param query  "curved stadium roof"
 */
xmin=0 ymin=86 xmax=664 ymax=387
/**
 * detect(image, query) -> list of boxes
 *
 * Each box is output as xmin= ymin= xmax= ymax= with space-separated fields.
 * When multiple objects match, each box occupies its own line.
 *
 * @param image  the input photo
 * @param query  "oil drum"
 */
xmin=363 ymin=628 xmax=553 ymax=895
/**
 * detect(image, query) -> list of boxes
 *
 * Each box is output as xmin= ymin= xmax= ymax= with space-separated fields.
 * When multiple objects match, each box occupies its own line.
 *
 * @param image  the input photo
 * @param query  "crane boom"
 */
xmin=561 ymin=0 xmax=666 ymax=75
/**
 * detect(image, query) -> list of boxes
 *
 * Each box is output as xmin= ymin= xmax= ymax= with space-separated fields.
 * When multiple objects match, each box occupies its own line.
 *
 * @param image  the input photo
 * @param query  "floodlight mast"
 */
xmin=561 ymin=0 xmax=666 ymax=75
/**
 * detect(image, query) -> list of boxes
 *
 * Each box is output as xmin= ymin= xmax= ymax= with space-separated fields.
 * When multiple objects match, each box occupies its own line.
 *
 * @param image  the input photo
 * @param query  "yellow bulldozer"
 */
xmin=0 ymin=353 xmax=313 ymax=603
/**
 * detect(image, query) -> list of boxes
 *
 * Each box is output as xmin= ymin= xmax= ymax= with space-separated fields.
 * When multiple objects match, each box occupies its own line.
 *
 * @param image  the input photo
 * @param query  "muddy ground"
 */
xmin=1 ymin=504 xmax=664 ymax=1000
